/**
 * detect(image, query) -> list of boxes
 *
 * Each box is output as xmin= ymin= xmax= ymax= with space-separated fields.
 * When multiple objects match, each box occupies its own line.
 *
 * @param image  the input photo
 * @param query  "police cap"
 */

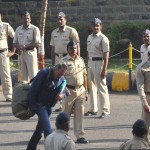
xmin=132 ymin=119 xmax=147 ymax=136
xmin=22 ymin=11 xmax=30 ymax=17
xmin=67 ymin=40 xmax=77 ymax=49
xmin=143 ymin=29 xmax=150 ymax=35
xmin=91 ymin=18 xmax=102 ymax=25
xmin=56 ymin=112 xmax=70 ymax=126
xmin=57 ymin=12 xmax=66 ymax=19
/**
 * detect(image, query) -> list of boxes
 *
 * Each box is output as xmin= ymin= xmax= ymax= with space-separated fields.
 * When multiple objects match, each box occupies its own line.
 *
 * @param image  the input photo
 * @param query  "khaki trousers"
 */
xmin=63 ymin=85 xmax=85 ymax=139
xmin=142 ymin=94 xmax=150 ymax=145
xmin=0 ymin=51 xmax=12 ymax=99
xmin=88 ymin=60 xmax=110 ymax=114
xmin=19 ymin=50 xmax=38 ymax=82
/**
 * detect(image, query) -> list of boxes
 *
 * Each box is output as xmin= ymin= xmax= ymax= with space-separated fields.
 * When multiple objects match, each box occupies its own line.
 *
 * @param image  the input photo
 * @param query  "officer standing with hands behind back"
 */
xmin=85 ymin=18 xmax=110 ymax=119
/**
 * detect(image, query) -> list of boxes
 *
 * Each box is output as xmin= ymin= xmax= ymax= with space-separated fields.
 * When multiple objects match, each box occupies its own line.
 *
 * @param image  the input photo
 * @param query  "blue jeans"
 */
xmin=26 ymin=104 xmax=52 ymax=150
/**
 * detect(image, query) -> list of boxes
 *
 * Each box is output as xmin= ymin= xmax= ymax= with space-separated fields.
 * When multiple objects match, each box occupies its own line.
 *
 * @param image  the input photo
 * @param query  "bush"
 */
xmin=44 ymin=21 xmax=150 ymax=59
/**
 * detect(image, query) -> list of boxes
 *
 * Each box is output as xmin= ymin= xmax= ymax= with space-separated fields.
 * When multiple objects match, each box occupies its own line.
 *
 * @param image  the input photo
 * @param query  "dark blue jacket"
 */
xmin=28 ymin=67 xmax=66 ymax=111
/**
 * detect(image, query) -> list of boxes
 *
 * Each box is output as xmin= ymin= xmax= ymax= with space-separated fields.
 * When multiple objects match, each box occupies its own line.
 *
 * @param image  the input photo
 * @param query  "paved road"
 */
xmin=0 ymin=86 xmax=141 ymax=150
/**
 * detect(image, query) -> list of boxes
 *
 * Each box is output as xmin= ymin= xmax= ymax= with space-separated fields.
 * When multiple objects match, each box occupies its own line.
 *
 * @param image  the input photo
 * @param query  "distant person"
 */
xmin=13 ymin=11 xmax=41 ymax=82
xmin=119 ymin=119 xmax=150 ymax=150
xmin=136 ymin=51 xmax=150 ymax=146
xmin=85 ymin=18 xmax=110 ymax=119
xmin=140 ymin=29 xmax=150 ymax=63
xmin=50 ymin=11 xmax=80 ymax=112
xmin=26 ymin=63 xmax=67 ymax=150
xmin=45 ymin=112 xmax=76 ymax=150
xmin=0 ymin=12 xmax=15 ymax=102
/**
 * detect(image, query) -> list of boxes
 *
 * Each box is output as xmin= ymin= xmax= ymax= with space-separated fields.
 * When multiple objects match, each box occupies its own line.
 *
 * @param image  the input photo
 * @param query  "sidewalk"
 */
xmin=0 ymin=90 xmax=141 ymax=150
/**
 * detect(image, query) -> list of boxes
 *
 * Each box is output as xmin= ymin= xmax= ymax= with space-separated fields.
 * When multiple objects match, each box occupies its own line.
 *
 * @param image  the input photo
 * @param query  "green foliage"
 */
xmin=106 ymin=21 xmax=147 ymax=58
xmin=43 ymin=21 xmax=150 ymax=59
xmin=28 ymin=9 xmax=150 ymax=59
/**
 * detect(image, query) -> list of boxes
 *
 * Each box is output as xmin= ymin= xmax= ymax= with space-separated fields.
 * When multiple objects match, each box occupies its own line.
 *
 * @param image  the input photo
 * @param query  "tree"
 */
xmin=38 ymin=0 xmax=48 ymax=69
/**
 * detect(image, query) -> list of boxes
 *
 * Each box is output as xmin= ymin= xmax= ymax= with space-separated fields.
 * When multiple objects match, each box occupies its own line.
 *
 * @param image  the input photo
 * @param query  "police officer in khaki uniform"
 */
xmin=85 ymin=18 xmax=110 ymax=118
xmin=0 ymin=12 xmax=15 ymax=102
xmin=45 ymin=112 xmax=76 ymax=150
xmin=13 ymin=11 xmax=41 ymax=82
xmin=120 ymin=119 xmax=149 ymax=150
xmin=50 ymin=12 xmax=80 ymax=66
xmin=60 ymin=41 xmax=88 ymax=144
xmin=50 ymin=12 xmax=80 ymax=111
xmin=136 ymin=51 xmax=150 ymax=146
xmin=140 ymin=29 xmax=150 ymax=63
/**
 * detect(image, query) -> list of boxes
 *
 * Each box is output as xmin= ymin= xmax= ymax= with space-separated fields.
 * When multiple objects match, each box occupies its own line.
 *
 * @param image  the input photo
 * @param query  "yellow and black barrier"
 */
xmin=106 ymin=72 xmax=136 ymax=91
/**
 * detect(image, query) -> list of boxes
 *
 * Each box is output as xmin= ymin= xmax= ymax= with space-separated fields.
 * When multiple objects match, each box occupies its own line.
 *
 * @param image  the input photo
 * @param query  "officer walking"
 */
xmin=85 ymin=18 xmax=110 ymax=119
xmin=136 ymin=51 xmax=150 ymax=146
xmin=45 ymin=112 xmax=76 ymax=150
xmin=0 ymin=12 xmax=15 ymax=102
xmin=13 ymin=11 xmax=41 ymax=82
xmin=60 ymin=41 xmax=88 ymax=144
xmin=50 ymin=11 xmax=80 ymax=112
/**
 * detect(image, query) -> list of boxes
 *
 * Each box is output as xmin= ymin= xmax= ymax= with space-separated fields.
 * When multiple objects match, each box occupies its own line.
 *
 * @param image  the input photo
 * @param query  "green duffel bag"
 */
xmin=12 ymin=81 xmax=34 ymax=120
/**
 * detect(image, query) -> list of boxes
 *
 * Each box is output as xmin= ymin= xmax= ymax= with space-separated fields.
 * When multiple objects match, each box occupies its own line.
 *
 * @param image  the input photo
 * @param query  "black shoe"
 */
xmin=76 ymin=137 xmax=88 ymax=144
xmin=99 ymin=113 xmax=110 ymax=119
xmin=84 ymin=111 xmax=97 ymax=116
xmin=6 ymin=98 xmax=12 ymax=102
xmin=55 ymin=107 xmax=62 ymax=112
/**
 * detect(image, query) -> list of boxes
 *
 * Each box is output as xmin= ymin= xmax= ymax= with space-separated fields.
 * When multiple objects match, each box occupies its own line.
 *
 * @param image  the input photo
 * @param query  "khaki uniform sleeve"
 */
xmin=34 ymin=27 xmax=41 ymax=44
xmin=119 ymin=142 xmax=126 ymax=150
xmin=65 ymin=140 xmax=76 ymax=150
xmin=7 ymin=24 xmax=15 ymax=38
xmin=70 ymin=28 xmax=80 ymax=43
xmin=136 ymin=64 xmax=148 ymax=106
xmin=82 ymin=60 xmax=87 ymax=75
xmin=102 ymin=36 xmax=110 ymax=53
xmin=50 ymin=31 xmax=54 ymax=46
xmin=13 ymin=27 xmax=19 ymax=44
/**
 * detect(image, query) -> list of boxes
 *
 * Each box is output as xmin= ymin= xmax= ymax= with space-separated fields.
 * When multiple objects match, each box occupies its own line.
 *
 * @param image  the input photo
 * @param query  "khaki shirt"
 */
xmin=60 ymin=55 xmax=87 ymax=86
xmin=44 ymin=130 xmax=76 ymax=150
xmin=0 ymin=22 xmax=15 ymax=49
xmin=136 ymin=60 xmax=150 ymax=106
xmin=119 ymin=136 xmax=150 ymax=150
xmin=50 ymin=25 xmax=80 ymax=54
xmin=87 ymin=31 xmax=110 ymax=58
xmin=13 ymin=24 xmax=41 ymax=46
xmin=140 ymin=44 xmax=150 ymax=63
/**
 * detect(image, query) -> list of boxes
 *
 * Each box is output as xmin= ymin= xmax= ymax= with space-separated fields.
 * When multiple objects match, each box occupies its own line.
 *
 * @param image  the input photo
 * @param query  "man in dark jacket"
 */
xmin=26 ymin=63 xmax=67 ymax=150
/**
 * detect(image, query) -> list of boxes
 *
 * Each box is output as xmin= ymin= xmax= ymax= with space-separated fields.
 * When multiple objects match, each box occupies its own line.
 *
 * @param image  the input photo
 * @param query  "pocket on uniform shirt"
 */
xmin=0 ymin=31 xmax=6 ymax=40
xmin=62 ymin=36 xmax=69 ymax=45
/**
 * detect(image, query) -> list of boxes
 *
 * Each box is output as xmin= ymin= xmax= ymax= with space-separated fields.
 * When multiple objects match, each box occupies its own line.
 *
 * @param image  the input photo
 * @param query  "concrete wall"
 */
xmin=0 ymin=0 xmax=150 ymax=28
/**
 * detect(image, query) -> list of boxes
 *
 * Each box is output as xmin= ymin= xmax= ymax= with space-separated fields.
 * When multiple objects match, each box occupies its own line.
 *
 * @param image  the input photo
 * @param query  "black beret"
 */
xmin=56 ymin=112 xmax=69 ymax=125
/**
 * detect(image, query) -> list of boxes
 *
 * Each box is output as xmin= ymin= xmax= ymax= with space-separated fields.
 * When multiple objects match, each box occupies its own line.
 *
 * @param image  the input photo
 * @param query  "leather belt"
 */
xmin=66 ymin=84 xmax=82 ymax=90
xmin=145 ymin=92 xmax=150 ymax=95
xmin=88 ymin=57 xmax=103 ymax=61
xmin=55 ymin=53 xmax=67 ymax=57
xmin=0 ymin=48 xmax=7 ymax=53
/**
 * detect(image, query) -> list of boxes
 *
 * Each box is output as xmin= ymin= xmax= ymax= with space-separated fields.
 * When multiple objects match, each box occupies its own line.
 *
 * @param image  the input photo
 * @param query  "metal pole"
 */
xmin=129 ymin=42 xmax=132 ymax=91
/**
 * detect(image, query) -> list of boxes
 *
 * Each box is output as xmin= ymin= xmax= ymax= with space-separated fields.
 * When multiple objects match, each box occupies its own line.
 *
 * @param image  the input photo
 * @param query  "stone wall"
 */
xmin=0 ymin=0 xmax=150 ymax=28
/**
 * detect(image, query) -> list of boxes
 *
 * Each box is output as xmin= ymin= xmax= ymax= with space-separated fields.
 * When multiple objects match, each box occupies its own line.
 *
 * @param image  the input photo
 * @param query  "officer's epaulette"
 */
xmin=78 ymin=56 xmax=85 ymax=62
xmin=63 ymin=134 xmax=71 ymax=140
xmin=62 ymin=56 xmax=68 ymax=61
xmin=141 ymin=61 xmax=148 ymax=68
